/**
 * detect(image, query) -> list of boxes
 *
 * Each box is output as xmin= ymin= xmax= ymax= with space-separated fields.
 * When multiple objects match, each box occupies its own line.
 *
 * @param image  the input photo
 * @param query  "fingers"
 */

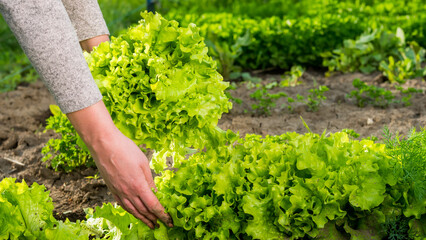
xmin=140 ymin=157 xmax=171 ymax=225
xmin=113 ymin=193 xmax=159 ymax=229
xmin=141 ymin=161 xmax=157 ymax=191
xmin=132 ymin=197 xmax=159 ymax=223
xmin=121 ymin=197 xmax=156 ymax=229
xmin=112 ymin=193 xmax=124 ymax=206
xmin=137 ymin=181 xmax=174 ymax=228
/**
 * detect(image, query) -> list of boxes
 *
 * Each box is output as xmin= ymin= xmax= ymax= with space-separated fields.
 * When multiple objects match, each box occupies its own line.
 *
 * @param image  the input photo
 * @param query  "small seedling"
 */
xmin=396 ymin=85 xmax=422 ymax=106
xmin=295 ymin=83 xmax=329 ymax=112
xmin=250 ymin=86 xmax=287 ymax=115
xmin=285 ymin=85 xmax=328 ymax=113
xmin=280 ymin=65 xmax=304 ymax=87
xmin=225 ymin=82 xmax=243 ymax=104
xmin=347 ymin=78 xmax=396 ymax=108
xmin=347 ymin=78 xmax=421 ymax=108
xmin=306 ymin=85 xmax=329 ymax=111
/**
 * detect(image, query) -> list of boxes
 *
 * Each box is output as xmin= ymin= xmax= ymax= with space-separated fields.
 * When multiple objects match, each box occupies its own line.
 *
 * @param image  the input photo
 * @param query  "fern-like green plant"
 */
xmin=383 ymin=127 xmax=426 ymax=202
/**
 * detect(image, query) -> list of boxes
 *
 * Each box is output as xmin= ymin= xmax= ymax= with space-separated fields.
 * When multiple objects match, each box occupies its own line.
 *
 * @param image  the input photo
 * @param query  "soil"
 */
xmin=1 ymin=70 xmax=425 ymax=221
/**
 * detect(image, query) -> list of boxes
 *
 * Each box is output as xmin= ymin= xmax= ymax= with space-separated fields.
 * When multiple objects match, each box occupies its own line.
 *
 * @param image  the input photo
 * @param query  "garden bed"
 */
xmin=0 ymin=69 xmax=425 ymax=221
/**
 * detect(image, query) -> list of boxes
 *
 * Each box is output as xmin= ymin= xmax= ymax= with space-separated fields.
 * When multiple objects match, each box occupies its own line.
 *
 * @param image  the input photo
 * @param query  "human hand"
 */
xmin=67 ymin=101 xmax=173 ymax=229
xmin=91 ymin=129 xmax=173 ymax=229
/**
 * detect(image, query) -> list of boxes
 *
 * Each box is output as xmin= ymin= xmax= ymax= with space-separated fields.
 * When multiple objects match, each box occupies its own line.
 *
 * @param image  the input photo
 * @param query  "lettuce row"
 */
xmin=42 ymin=12 xmax=231 ymax=172
xmin=4 ymin=130 xmax=426 ymax=239
xmin=87 ymin=131 xmax=424 ymax=239
xmin=167 ymin=7 xmax=426 ymax=71
xmin=144 ymin=132 xmax=423 ymax=239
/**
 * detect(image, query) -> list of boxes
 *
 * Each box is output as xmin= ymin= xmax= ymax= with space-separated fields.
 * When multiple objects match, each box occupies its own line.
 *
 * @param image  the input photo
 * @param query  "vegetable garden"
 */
xmin=0 ymin=0 xmax=425 ymax=239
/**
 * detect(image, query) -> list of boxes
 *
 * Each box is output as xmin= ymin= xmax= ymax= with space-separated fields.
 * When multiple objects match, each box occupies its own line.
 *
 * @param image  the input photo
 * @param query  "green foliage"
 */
xmin=342 ymin=128 xmax=361 ymax=139
xmin=0 ymin=178 xmax=95 ymax=239
xmin=289 ymin=84 xmax=329 ymax=112
xmin=43 ymin=12 xmax=231 ymax=173
xmin=347 ymin=78 xmax=421 ymax=108
xmin=285 ymin=94 xmax=305 ymax=113
xmin=322 ymin=27 xmax=404 ymax=74
xmin=97 ymin=0 xmax=146 ymax=36
xmin=380 ymin=43 xmax=426 ymax=84
xmin=396 ymin=85 xmax=423 ymax=107
xmin=0 ymin=52 xmax=37 ymax=93
xmin=364 ymin=135 xmax=379 ymax=142
xmin=224 ymin=82 xmax=242 ymax=105
xmin=5 ymin=129 xmax=426 ymax=239
xmin=383 ymin=127 xmax=426 ymax=204
xmin=41 ymin=105 xmax=93 ymax=172
xmin=381 ymin=57 xmax=416 ymax=84
xmin=323 ymin=26 xmax=426 ymax=84
xmin=305 ymin=85 xmax=329 ymax=112
xmin=83 ymin=203 xmax=164 ymax=239
xmin=2 ymin=0 xmax=426 ymax=92
xmin=280 ymin=65 xmax=304 ymax=87
xmin=239 ymin=72 xmax=262 ymax=89
xmin=0 ymin=17 xmax=38 ymax=92
xmin=161 ymin=0 xmax=426 ymax=49
xmin=159 ymin=0 xmax=300 ymax=18
xmin=168 ymin=0 xmax=426 ymax=73
xmin=381 ymin=127 xmax=426 ymax=239
xmin=174 ymin=12 xmax=366 ymax=71
xmin=92 ymin=131 xmax=422 ymax=239
xmin=248 ymin=76 xmax=328 ymax=115
xmin=204 ymin=30 xmax=251 ymax=80
xmin=382 ymin=215 xmax=410 ymax=240
xmin=347 ymin=78 xmax=396 ymax=108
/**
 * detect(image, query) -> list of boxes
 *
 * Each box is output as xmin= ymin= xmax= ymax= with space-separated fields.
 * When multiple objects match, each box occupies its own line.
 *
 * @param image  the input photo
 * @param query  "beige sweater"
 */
xmin=0 ymin=0 xmax=109 ymax=113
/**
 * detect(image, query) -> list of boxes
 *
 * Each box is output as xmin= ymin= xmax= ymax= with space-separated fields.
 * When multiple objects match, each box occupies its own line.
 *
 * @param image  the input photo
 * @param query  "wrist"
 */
xmin=66 ymin=100 xmax=119 ymax=151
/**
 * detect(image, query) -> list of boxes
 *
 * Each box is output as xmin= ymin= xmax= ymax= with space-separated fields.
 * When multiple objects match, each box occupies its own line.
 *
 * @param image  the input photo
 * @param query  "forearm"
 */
xmin=66 ymin=100 xmax=118 ymax=155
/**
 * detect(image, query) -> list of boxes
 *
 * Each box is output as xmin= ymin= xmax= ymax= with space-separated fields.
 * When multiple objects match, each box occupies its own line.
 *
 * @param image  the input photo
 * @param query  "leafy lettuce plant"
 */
xmin=151 ymin=131 xmax=423 ymax=239
xmin=0 ymin=178 xmax=95 ymax=240
xmin=43 ymin=12 xmax=232 ymax=172
xmin=81 ymin=129 xmax=425 ymax=239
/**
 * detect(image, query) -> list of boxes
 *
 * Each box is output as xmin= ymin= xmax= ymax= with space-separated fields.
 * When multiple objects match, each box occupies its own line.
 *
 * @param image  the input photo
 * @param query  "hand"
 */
xmin=91 ymin=129 xmax=173 ymax=229
xmin=67 ymin=101 xmax=173 ymax=229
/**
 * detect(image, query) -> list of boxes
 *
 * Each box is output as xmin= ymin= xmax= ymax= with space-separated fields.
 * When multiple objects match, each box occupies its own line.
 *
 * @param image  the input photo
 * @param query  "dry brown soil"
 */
xmin=1 ymin=70 xmax=425 ymax=221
